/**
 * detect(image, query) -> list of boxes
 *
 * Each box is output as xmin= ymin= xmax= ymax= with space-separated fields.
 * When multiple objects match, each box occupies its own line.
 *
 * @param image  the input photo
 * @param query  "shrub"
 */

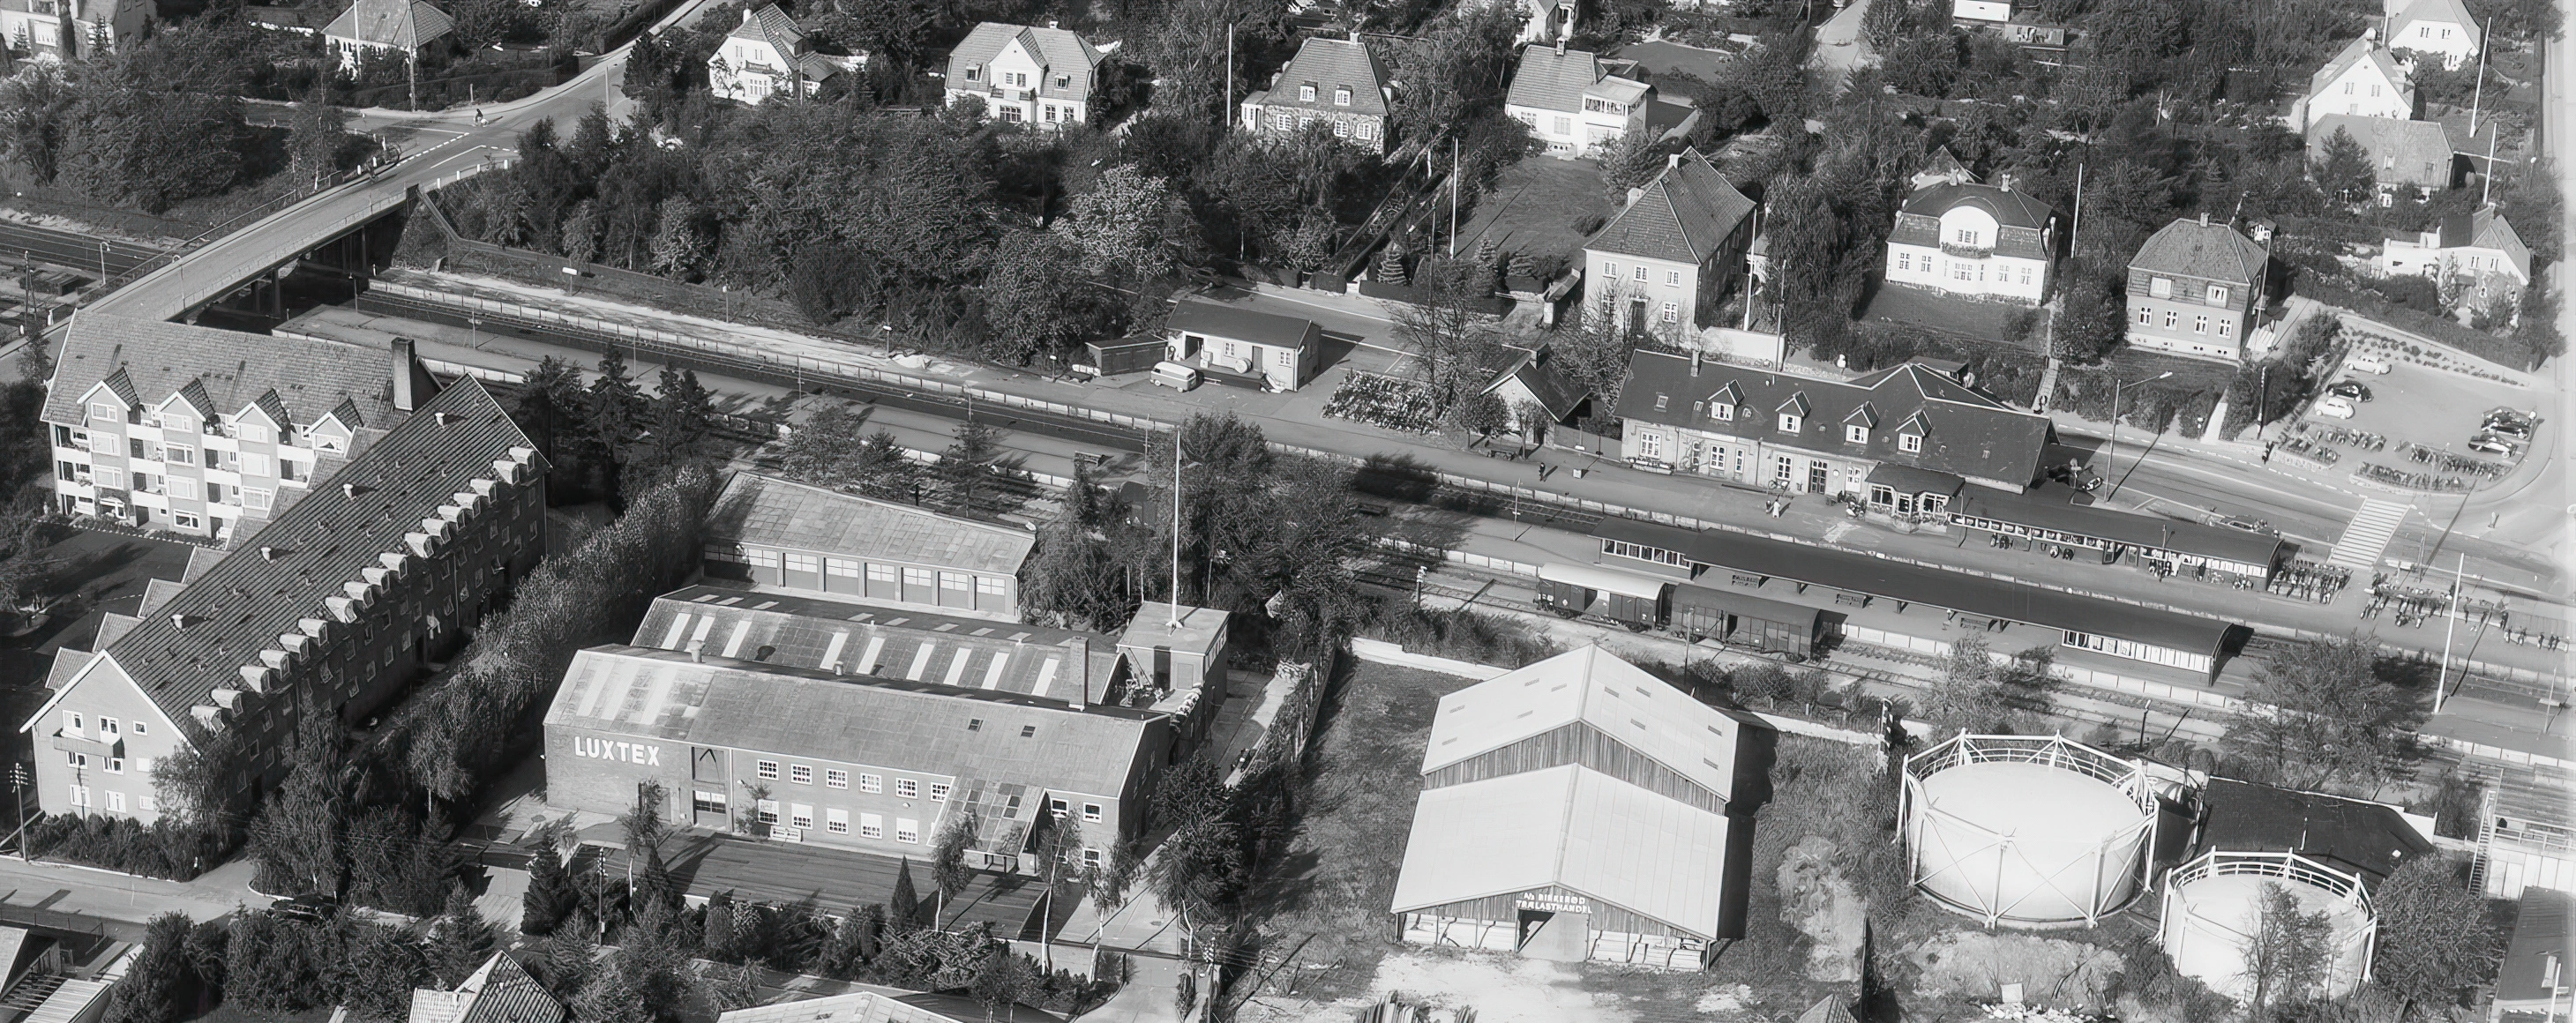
xmin=1363 ymin=605 xmax=1559 ymax=668
xmin=25 ymin=814 xmax=225 ymax=880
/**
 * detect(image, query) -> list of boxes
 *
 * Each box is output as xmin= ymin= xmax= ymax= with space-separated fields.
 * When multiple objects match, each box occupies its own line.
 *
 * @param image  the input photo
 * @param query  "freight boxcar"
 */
xmin=1532 ymin=562 xmax=1674 ymax=631
xmin=1671 ymin=583 xmax=1823 ymax=659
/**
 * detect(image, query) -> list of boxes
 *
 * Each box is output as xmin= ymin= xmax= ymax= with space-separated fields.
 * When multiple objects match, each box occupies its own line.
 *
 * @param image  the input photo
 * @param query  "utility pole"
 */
xmin=1224 ymin=24 xmax=1233 ymax=129
xmin=1448 ymin=137 xmax=1459 ymax=256
xmin=2434 ymin=552 xmax=2467 ymax=713
xmin=1169 ymin=433 xmax=1184 ymax=626
xmin=2481 ymin=129 xmax=2497 ymax=205
xmin=2069 ymin=163 xmax=2086 ymax=258
xmin=2469 ymin=19 xmax=2489 ymax=135
xmin=408 ymin=53 xmax=419 ymax=111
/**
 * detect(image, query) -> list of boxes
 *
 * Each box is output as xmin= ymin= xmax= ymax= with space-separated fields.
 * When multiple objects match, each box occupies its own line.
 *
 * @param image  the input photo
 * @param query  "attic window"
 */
xmin=1778 ymin=413 xmax=1802 ymax=433
xmin=1335 ymin=86 xmax=1352 ymax=106
xmin=2206 ymin=285 xmax=2228 ymax=303
xmin=1899 ymin=432 xmax=1924 ymax=454
xmin=1846 ymin=425 xmax=1869 ymax=444
xmin=1055 ymin=74 xmax=1069 ymax=88
xmin=1653 ymin=394 xmax=1668 ymax=411
xmin=1020 ymin=724 xmax=1038 ymax=737
xmin=967 ymin=718 xmax=984 ymax=731
xmin=964 ymin=64 xmax=979 ymax=81
xmin=1712 ymin=404 xmax=1734 ymax=422
xmin=1300 ymin=84 xmax=1316 ymax=101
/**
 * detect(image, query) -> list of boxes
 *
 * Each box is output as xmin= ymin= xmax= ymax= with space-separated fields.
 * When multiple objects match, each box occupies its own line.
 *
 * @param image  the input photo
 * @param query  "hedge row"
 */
xmin=24 ymin=814 xmax=227 ymax=881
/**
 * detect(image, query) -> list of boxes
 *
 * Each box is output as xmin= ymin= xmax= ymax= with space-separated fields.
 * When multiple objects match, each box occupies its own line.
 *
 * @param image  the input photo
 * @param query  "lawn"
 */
xmin=1856 ymin=281 xmax=2042 ymax=353
xmin=1452 ymin=158 xmax=1615 ymax=283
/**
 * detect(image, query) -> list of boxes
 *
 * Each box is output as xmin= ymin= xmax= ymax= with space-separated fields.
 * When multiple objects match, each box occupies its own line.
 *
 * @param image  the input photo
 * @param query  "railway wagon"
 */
xmin=1532 ymin=561 xmax=1673 ymax=630
xmin=1671 ymin=583 xmax=1823 ymax=658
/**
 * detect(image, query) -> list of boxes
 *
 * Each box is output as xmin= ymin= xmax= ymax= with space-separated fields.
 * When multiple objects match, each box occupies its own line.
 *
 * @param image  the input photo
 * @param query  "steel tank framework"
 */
xmin=1900 ymin=733 xmax=2159 ymax=927
xmin=2160 ymin=850 xmax=2378 ymax=1003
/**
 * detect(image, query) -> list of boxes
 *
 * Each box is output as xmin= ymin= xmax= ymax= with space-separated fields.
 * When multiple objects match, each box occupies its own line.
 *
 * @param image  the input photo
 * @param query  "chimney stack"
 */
xmin=1998 ymin=172 xmax=2012 ymax=192
xmin=1690 ymin=350 xmax=1703 ymax=377
xmin=741 ymin=8 xmax=752 ymax=23
xmin=1668 ymin=153 xmax=1681 ymax=169
xmin=1068 ymin=637 xmax=1090 ymax=711
xmin=260 ymin=545 xmax=278 ymax=561
xmin=1554 ymin=36 xmax=1565 ymax=56
xmin=2198 ymin=210 xmax=2212 ymax=227
xmin=392 ymin=337 xmax=419 ymax=413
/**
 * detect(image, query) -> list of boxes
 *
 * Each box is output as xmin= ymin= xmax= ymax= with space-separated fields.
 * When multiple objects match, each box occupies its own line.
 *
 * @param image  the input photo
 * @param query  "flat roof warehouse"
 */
xmin=1591 ymin=518 xmax=2244 ymax=660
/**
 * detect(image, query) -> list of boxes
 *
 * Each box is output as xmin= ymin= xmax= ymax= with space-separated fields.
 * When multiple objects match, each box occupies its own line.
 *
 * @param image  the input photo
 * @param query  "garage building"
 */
xmin=702 ymin=472 xmax=1035 ymax=621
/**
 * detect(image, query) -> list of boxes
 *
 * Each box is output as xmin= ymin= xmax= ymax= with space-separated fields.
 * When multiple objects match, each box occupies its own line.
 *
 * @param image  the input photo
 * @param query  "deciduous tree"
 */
xmin=2221 ymin=635 xmax=2421 ymax=793
xmin=2370 ymin=855 xmax=2498 ymax=1020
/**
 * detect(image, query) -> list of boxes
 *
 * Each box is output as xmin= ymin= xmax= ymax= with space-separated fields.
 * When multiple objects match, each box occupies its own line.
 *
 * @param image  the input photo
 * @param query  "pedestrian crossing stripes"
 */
xmin=2329 ymin=499 xmax=2411 ymax=570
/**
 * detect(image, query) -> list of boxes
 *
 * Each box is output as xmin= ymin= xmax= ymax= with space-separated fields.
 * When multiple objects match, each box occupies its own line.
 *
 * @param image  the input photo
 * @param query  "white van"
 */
xmin=2346 ymin=355 xmax=2391 ymax=375
xmin=1151 ymin=361 xmax=1202 ymax=392
xmin=2316 ymin=396 xmax=2357 ymax=419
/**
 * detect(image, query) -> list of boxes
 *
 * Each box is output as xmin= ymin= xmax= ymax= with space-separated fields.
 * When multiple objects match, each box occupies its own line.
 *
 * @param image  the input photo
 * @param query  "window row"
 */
xmin=754 ymin=758 xmax=947 ymax=801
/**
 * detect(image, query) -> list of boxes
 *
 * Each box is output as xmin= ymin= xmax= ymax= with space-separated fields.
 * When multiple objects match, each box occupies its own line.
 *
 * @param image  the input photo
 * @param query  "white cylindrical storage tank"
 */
xmin=1900 ymin=734 xmax=2157 ymax=927
xmin=2160 ymin=850 xmax=2376 ymax=1003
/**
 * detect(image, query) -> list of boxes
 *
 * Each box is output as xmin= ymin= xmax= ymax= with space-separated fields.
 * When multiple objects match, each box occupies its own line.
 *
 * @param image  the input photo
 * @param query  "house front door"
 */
xmin=1808 ymin=462 xmax=1830 ymax=494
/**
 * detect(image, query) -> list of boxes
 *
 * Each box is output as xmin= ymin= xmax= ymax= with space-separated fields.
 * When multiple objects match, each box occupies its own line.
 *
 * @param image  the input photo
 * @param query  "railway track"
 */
xmin=0 ymin=220 xmax=161 ymax=279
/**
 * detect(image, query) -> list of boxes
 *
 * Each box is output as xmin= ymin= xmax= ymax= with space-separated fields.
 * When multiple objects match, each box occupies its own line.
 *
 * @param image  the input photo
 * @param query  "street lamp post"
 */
xmin=2103 ymin=370 xmax=2174 ymax=500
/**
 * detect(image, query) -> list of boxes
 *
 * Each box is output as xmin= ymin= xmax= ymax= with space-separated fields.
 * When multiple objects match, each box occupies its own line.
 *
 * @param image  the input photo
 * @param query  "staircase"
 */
xmin=2329 ymin=499 xmax=2411 ymax=570
xmin=0 ymin=973 xmax=66 ymax=1016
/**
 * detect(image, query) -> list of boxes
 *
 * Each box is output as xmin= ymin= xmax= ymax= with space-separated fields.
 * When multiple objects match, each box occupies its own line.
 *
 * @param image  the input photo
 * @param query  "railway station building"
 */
xmin=1611 ymin=354 xmax=2054 ymax=498
xmin=1391 ymin=646 xmax=1761 ymax=968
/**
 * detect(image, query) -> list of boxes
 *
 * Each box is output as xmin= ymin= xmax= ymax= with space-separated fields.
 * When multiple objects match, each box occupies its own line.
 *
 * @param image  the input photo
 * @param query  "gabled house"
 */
xmin=1239 ymin=35 xmax=1392 ymax=153
xmin=708 ymin=4 xmax=850 ymax=105
xmin=23 ymin=379 xmax=544 ymax=824
xmin=0 ymin=0 xmax=146 ymax=61
xmin=408 ymin=952 xmax=565 ymax=1023
xmin=2308 ymin=113 xmax=2461 ymax=203
xmin=2124 ymin=213 xmax=2270 ymax=362
xmin=1479 ymin=347 xmax=1591 ymax=437
xmin=1908 ymin=146 xmax=1973 ymax=191
xmin=1576 ymin=147 xmax=1762 ymax=334
xmin=42 ymin=313 xmax=446 ymax=540
xmin=2379 ymin=206 xmax=2529 ymax=290
xmin=322 ymin=0 xmax=453 ymax=70
xmin=2301 ymin=33 xmax=2416 ymax=131
xmin=1582 ymin=149 xmax=1757 ymax=337
xmin=941 ymin=21 xmax=1106 ymax=129
xmin=2385 ymin=0 xmax=2479 ymax=68
xmin=1504 ymin=41 xmax=1652 ymax=158
xmin=1883 ymin=170 xmax=2059 ymax=304
xmin=1611 ymin=353 xmax=2055 ymax=496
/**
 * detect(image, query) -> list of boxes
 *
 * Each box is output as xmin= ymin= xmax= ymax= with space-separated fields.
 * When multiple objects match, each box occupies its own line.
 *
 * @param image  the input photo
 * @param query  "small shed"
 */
xmin=1164 ymin=298 xmax=1323 ymax=392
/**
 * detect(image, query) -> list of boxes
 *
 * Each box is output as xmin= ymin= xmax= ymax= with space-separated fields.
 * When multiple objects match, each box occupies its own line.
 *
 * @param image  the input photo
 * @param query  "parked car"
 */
xmin=2220 ymin=516 xmax=2273 ymax=534
xmin=2482 ymin=412 xmax=2535 ymax=439
xmin=2316 ymin=397 xmax=2357 ymax=419
xmin=268 ymin=894 xmax=339 ymax=922
xmin=2324 ymin=380 xmax=2373 ymax=401
xmin=2467 ymin=436 xmax=2520 ymax=456
xmin=2346 ymin=355 xmax=2391 ymax=375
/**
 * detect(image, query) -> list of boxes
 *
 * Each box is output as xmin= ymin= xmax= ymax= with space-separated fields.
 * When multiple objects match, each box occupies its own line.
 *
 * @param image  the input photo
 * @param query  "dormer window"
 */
xmin=1846 ymin=425 xmax=1868 ymax=444
xmin=1057 ymin=74 xmax=1070 ymax=88
xmin=1711 ymin=404 xmax=1734 ymax=422
xmin=1335 ymin=86 xmax=1352 ymax=105
xmin=1653 ymin=394 xmax=1668 ymax=411
xmin=1899 ymin=432 xmax=1924 ymax=453
xmin=1954 ymin=228 xmax=1980 ymax=245
xmin=1300 ymin=84 xmax=1316 ymax=101
xmin=2150 ymin=277 xmax=2173 ymax=298
xmin=964 ymin=65 xmax=979 ymax=81
xmin=2206 ymin=284 xmax=2228 ymax=303
xmin=1778 ymin=413 xmax=1801 ymax=433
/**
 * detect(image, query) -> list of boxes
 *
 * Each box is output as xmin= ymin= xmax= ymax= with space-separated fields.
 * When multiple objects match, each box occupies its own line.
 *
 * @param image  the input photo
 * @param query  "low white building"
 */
xmin=1504 ymin=41 xmax=1651 ymax=158
xmin=1881 ymin=169 xmax=2058 ymax=305
xmin=941 ymin=21 xmax=1106 ymax=129
xmin=1951 ymin=0 xmax=2010 ymax=22
xmin=2299 ymin=33 xmax=2415 ymax=131
xmin=2385 ymin=0 xmax=2480 ymax=68
xmin=708 ymin=5 xmax=850 ymax=105
xmin=2379 ymin=206 xmax=2529 ymax=289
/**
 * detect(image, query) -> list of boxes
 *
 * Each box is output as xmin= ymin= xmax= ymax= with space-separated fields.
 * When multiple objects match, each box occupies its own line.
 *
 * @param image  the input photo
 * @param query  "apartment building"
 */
xmin=24 ymin=379 xmax=544 ymax=822
xmin=43 ymin=313 xmax=444 ymax=541
xmin=2123 ymin=214 xmax=2271 ymax=362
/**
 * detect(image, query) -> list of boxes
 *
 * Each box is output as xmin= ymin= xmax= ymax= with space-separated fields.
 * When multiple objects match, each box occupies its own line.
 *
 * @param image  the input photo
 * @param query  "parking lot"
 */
xmin=2298 ymin=350 xmax=2543 ymax=492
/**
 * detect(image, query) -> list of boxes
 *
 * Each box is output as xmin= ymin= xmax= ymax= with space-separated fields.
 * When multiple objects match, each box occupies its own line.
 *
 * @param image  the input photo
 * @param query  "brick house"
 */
xmin=22 ymin=379 xmax=544 ymax=822
xmin=1239 ymin=35 xmax=1392 ymax=153
xmin=2307 ymin=113 xmax=2461 ymax=204
xmin=2300 ymin=34 xmax=2415 ymax=131
xmin=1582 ymin=149 xmax=1756 ymax=338
xmin=43 ymin=312 xmax=446 ymax=541
xmin=941 ymin=21 xmax=1105 ymax=129
xmin=2124 ymin=214 xmax=2271 ymax=362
